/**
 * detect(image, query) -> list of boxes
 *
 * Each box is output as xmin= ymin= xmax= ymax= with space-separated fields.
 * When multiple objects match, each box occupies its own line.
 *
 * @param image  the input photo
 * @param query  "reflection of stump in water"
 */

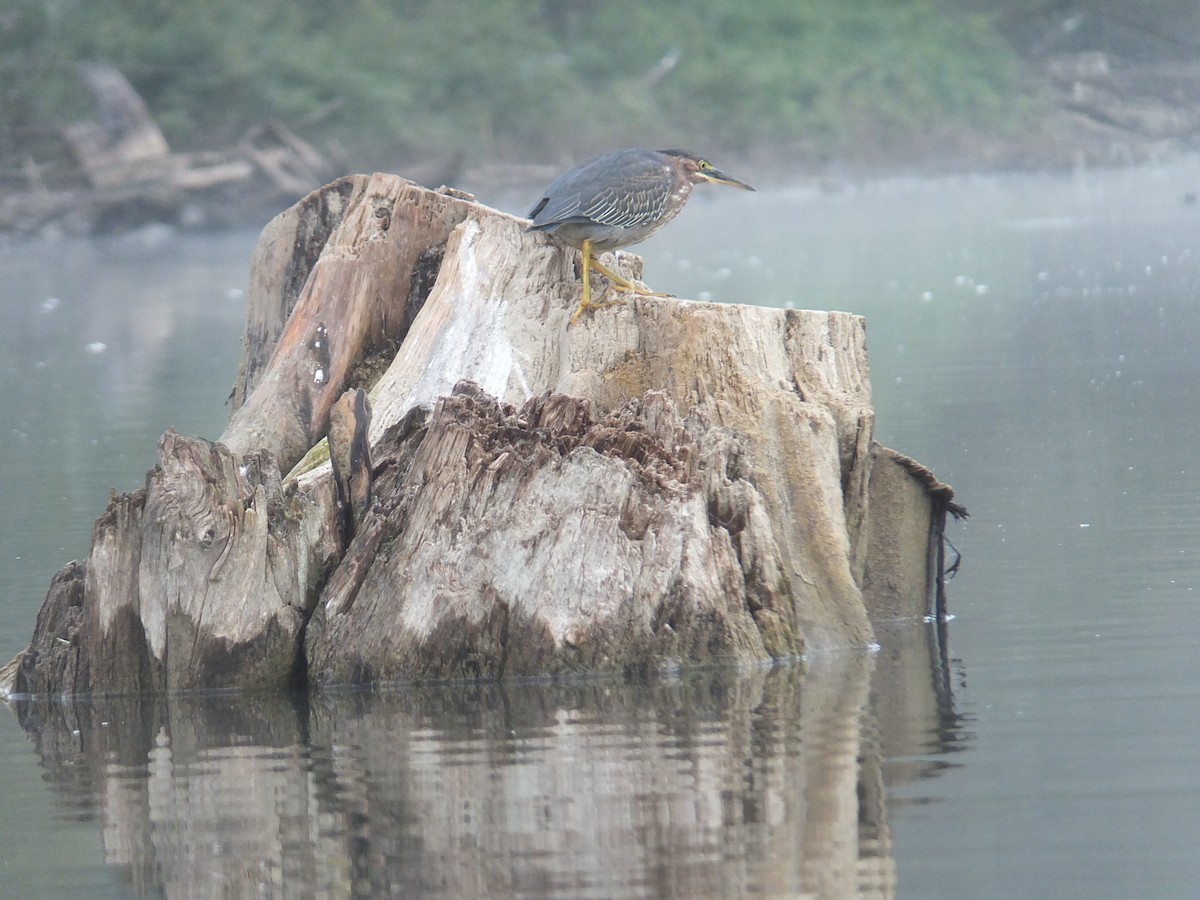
xmin=7 ymin=173 xmax=963 ymax=696
xmin=14 ymin=653 xmax=930 ymax=899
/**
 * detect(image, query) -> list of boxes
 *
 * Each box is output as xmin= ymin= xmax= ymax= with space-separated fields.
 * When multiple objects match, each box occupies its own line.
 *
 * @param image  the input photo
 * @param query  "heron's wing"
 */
xmin=528 ymin=150 xmax=673 ymax=229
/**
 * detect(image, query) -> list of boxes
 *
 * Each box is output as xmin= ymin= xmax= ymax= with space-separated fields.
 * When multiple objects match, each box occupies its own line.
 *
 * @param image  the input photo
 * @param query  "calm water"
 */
xmin=2 ymin=160 xmax=1199 ymax=897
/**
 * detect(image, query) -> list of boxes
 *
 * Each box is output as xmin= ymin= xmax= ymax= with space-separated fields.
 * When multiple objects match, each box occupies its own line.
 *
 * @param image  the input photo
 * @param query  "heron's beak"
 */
xmin=698 ymin=167 xmax=755 ymax=191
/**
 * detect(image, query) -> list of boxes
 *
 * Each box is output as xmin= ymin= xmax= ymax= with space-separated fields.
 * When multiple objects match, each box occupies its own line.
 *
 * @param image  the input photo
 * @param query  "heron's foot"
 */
xmin=614 ymin=283 xmax=672 ymax=300
xmin=588 ymin=258 xmax=673 ymax=299
xmin=568 ymin=290 xmax=628 ymax=325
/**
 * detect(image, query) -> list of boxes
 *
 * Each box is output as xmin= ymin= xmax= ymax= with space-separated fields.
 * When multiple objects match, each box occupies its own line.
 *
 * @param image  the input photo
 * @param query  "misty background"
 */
xmin=3 ymin=0 xmax=1200 ymax=185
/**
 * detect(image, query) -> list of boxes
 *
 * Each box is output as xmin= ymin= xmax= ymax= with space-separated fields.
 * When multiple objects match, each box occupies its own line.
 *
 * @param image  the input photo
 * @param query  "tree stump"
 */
xmin=5 ymin=173 xmax=962 ymax=696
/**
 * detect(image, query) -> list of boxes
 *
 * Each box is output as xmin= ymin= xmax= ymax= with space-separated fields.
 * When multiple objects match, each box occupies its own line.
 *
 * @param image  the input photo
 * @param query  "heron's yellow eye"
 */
xmin=699 ymin=160 xmax=713 ymax=171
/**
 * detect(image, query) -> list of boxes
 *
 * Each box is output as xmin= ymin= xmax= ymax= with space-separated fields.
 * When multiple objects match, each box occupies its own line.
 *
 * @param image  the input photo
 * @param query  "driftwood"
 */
xmin=0 ymin=64 xmax=336 ymax=236
xmin=63 ymin=64 xmax=172 ymax=189
xmin=5 ymin=173 xmax=962 ymax=696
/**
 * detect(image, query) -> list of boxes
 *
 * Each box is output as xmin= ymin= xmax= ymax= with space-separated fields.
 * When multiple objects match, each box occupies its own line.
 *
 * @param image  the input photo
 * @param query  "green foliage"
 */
xmin=1 ymin=0 xmax=1028 ymax=166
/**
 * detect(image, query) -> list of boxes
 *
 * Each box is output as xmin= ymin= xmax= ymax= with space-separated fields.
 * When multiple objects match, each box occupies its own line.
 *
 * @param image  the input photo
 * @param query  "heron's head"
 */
xmin=661 ymin=149 xmax=755 ymax=192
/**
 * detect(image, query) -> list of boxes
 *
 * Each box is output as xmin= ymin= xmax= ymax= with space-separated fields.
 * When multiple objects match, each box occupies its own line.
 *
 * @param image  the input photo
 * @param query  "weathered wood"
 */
xmin=307 ymin=384 xmax=797 ymax=682
xmin=860 ymin=446 xmax=966 ymax=621
xmin=63 ymin=64 xmax=172 ymax=189
xmin=363 ymin=199 xmax=878 ymax=650
xmin=240 ymin=121 xmax=334 ymax=195
xmin=10 ymin=562 xmax=89 ymax=696
xmin=12 ymin=433 xmax=343 ymax=694
xmin=229 ymin=174 xmax=371 ymax=410
xmin=1 ymin=65 xmax=338 ymax=237
xmin=327 ymin=388 xmax=374 ymax=542
xmin=861 ymin=447 xmax=936 ymax=621
xmin=221 ymin=174 xmax=475 ymax=471
xmin=5 ymin=174 xmax=962 ymax=697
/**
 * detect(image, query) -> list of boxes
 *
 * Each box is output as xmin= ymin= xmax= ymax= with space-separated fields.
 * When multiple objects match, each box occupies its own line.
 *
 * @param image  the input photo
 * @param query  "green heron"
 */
xmin=527 ymin=148 xmax=755 ymax=324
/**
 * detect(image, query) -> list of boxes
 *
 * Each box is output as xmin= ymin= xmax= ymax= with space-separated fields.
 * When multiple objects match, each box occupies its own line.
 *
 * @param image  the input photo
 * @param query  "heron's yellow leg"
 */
xmin=589 ymin=256 xmax=671 ymax=299
xmin=569 ymin=243 xmax=670 ymax=325
xmin=570 ymin=240 xmax=631 ymax=324
xmin=569 ymin=239 xmax=595 ymax=325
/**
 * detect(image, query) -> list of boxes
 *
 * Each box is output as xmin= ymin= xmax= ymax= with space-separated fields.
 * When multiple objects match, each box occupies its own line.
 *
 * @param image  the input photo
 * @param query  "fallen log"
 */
xmin=63 ymin=63 xmax=172 ymax=190
xmin=1 ymin=64 xmax=337 ymax=237
xmin=5 ymin=174 xmax=963 ymax=696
